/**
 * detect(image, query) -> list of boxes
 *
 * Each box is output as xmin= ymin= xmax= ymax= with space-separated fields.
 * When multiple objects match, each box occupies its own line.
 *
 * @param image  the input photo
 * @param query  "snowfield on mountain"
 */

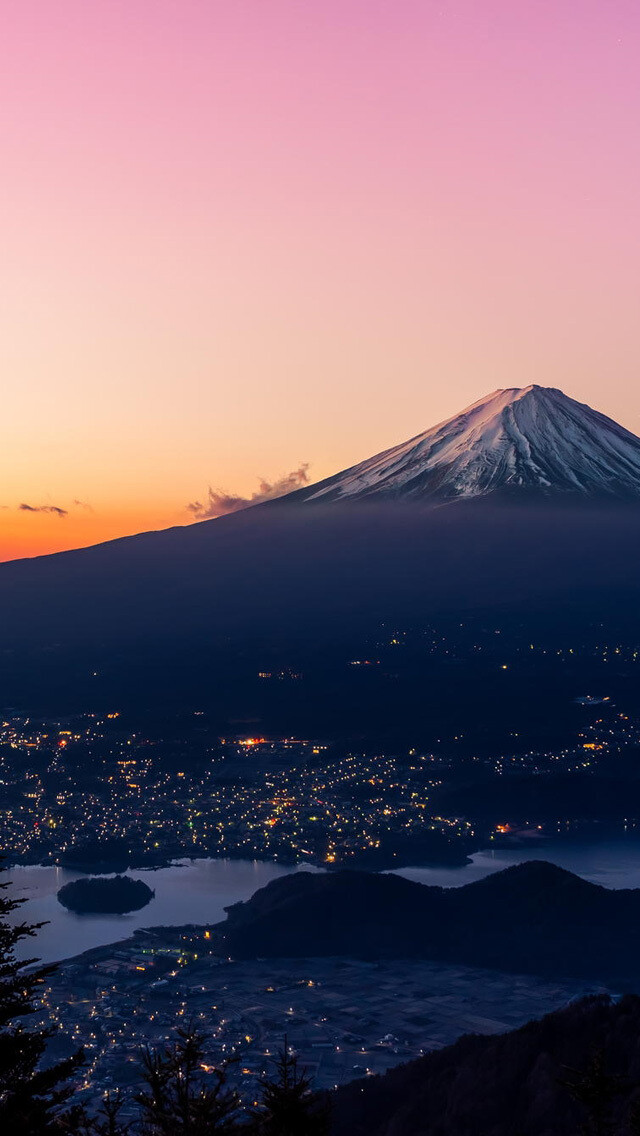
xmin=294 ymin=386 xmax=640 ymax=503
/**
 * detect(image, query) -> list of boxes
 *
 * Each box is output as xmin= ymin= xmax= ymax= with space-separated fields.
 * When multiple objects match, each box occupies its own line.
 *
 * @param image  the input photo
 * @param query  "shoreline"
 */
xmin=5 ymin=819 xmax=635 ymax=878
xmin=12 ymin=832 xmax=640 ymax=969
xmin=4 ymin=846 xmax=477 ymax=876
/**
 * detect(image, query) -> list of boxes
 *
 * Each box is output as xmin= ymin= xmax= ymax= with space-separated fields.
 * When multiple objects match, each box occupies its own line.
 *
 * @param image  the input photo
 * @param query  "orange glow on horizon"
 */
xmin=0 ymin=506 xmax=189 ymax=563
xmin=3 ymin=3 xmax=640 ymax=562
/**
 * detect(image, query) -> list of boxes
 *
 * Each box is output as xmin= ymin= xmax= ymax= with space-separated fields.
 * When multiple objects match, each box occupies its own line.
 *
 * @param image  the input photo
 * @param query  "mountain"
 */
xmin=330 ymin=993 xmax=640 ymax=1136
xmin=290 ymin=385 xmax=640 ymax=504
xmin=219 ymin=861 xmax=640 ymax=987
xmin=2 ymin=385 xmax=640 ymax=724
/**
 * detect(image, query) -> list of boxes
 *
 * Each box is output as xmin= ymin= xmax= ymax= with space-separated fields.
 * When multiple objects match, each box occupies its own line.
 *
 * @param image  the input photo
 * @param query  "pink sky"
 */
xmin=2 ymin=0 xmax=640 ymax=558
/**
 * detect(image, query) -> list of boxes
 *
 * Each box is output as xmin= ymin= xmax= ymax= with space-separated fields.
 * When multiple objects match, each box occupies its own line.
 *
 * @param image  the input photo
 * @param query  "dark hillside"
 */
xmin=330 ymin=994 xmax=640 ymax=1136
xmin=220 ymin=861 xmax=640 ymax=987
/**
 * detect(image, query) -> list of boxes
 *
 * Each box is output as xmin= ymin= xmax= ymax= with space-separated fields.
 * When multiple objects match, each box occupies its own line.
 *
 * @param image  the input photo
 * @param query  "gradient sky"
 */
xmin=3 ymin=0 xmax=640 ymax=559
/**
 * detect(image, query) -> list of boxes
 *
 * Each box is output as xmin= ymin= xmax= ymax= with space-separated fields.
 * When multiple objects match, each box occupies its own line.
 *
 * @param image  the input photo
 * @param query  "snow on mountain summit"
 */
xmin=297 ymin=385 xmax=640 ymax=504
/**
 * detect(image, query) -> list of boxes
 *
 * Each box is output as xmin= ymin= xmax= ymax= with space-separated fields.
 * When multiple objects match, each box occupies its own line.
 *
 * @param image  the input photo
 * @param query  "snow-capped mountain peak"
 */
xmin=295 ymin=385 xmax=640 ymax=504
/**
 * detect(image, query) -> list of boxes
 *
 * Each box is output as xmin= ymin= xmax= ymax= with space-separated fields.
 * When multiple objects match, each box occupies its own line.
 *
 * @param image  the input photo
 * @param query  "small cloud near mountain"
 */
xmin=19 ymin=503 xmax=68 ymax=518
xmin=187 ymin=463 xmax=310 ymax=519
xmin=15 ymin=500 xmax=93 ymax=519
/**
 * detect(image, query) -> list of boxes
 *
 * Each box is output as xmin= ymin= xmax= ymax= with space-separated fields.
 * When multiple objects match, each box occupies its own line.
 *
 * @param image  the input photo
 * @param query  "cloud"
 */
xmin=187 ymin=463 xmax=311 ymax=520
xmin=19 ymin=503 xmax=68 ymax=518
xmin=73 ymin=499 xmax=93 ymax=511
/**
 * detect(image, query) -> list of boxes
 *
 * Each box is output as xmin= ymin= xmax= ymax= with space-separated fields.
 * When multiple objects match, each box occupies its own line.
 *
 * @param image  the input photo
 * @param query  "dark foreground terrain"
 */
xmin=331 ymin=993 xmax=640 ymax=1136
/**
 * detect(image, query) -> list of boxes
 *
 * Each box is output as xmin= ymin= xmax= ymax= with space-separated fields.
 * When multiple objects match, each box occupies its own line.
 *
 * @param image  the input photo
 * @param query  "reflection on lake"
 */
xmin=7 ymin=836 xmax=640 ymax=964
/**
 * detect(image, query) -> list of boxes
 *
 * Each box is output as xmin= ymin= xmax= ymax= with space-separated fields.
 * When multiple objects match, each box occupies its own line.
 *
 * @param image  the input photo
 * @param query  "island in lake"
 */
xmin=57 ymin=875 xmax=155 ymax=915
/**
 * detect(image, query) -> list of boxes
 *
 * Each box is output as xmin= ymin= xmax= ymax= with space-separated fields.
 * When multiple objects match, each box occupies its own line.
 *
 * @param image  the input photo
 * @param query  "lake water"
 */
xmin=6 ymin=858 xmax=317 ymax=964
xmin=393 ymin=837 xmax=640 ymax=889
xmin=7 ymin=836 xmax=640 ymax=964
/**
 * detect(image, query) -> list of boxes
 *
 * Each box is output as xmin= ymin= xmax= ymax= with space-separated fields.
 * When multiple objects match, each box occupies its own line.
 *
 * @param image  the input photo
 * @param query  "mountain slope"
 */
xmin=291 ymin=385 xmax=640 ymax=503
xmin=331 ymin=994 xmax=640 ymax=1136
xmin=2 ymin=385 xmax=640 ymax=717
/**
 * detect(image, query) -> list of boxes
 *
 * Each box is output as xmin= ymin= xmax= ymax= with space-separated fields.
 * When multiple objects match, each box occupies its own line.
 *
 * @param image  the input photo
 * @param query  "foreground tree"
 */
xmin=91 ymin=1093 xmax=130 ymax=1136
xmin=559 ymin=1049 xmax=624 ymax=1136
xmin=60 ymin=1092 xmax=130 ymax=1136
xmin=627 ymin=1094 xmax=640 ymax=1136
xmin=135 ymin=1026 xmax=240 ymax=1134
xmin=0 ymin=861 xmax=83 ymax=1134
xmin=252 ymin=1041 xmax=329 ymax=1136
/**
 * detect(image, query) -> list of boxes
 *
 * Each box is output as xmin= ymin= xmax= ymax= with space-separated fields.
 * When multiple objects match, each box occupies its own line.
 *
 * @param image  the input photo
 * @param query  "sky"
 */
xmin=2 ymin=0 xmax=640 ymax=559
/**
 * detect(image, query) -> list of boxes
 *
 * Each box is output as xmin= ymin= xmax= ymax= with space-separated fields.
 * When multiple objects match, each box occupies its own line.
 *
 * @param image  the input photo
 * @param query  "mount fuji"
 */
xmin=2 ymin=384 xmax=640 ymax=718
xmin=289 ymin=385 xmax=640 ymax=505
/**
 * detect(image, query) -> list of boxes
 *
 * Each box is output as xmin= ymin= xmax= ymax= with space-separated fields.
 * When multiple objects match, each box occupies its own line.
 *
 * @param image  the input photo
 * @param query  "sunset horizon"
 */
xmin=4 ymin=1 xmax=640 ymax=558
xmin=4 ymin=379 xmax=640 ymax=561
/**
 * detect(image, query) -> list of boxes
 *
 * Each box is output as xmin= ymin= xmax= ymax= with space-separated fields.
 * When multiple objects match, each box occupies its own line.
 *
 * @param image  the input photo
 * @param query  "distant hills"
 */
xmin=330 ymin=993 xmax=640 ymax=1136
xmin=220 ymin=861 xmax=640 ymax=988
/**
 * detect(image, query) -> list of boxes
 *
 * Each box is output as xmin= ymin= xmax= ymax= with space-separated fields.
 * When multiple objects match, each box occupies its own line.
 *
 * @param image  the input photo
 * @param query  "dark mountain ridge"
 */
xmin=2 ymin=387 xmax=640 ymax=717
xmin=220 ymin=860 xmax=640 ymax=987
xmin=2 ymin=500 xmax=640 ymax=644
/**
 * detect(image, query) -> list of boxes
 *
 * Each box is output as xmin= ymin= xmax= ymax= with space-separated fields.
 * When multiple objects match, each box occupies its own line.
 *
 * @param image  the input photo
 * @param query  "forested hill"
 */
xmin=221 ymin=861 xmax=640 ymax=987
xmin=330 ymin=994 xmax=640 ymax=1136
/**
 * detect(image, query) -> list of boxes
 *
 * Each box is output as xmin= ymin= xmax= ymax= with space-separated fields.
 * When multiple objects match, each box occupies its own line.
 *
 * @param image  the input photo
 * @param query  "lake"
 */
xmin=6 ymin=858 xmax=317 ymax=964
xmin=7 ymin=835 xmax=640 ymax=964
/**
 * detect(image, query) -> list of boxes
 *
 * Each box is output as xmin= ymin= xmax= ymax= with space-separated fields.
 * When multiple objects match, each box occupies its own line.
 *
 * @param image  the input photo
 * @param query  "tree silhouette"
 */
xmin=627 ymin=1094 xmax=640 ymax=1135
xmin=252 ymin=1039 xmax=329 ymax=1136
xmin=93 ymin=1093 xmax=129 ymax=1136
xmin=59 ymin=1091 xmax=129 ymax=1135
xmin=0 ymin=860 xmax=83 ymax=1134
xmin=135 ymin=1025 xmax=240 ymax=1134
xmin=559 ymin=1049 xmax=624 ymax=1136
